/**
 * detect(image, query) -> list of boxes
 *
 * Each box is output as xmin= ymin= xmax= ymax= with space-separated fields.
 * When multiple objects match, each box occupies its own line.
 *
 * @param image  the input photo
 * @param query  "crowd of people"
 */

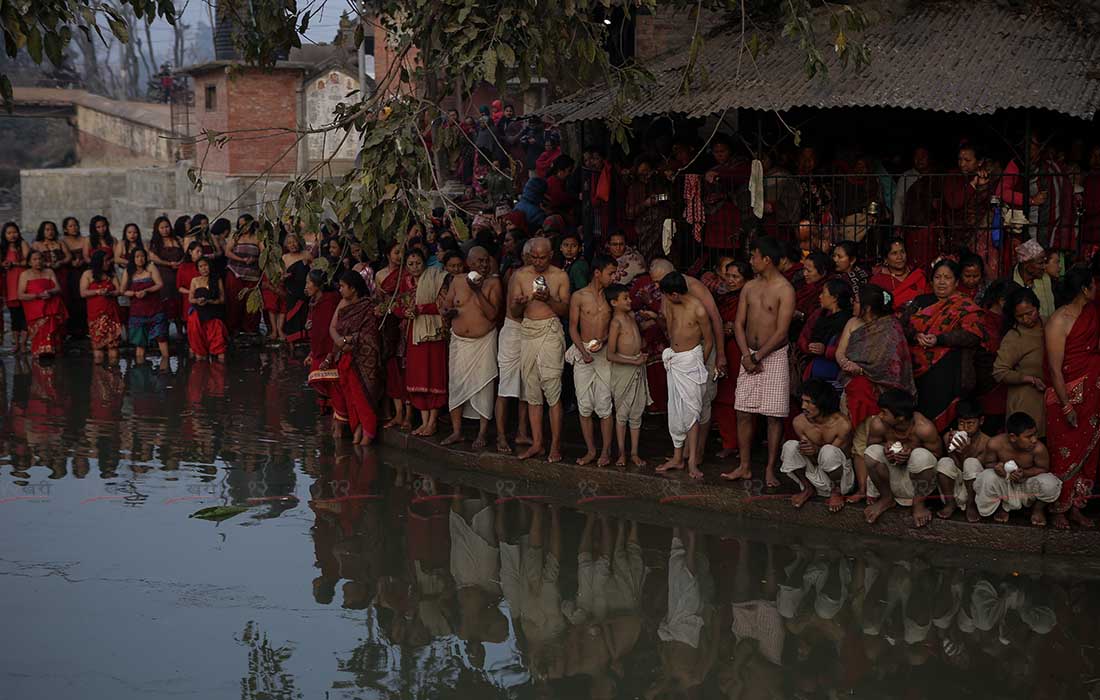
xmin=4 ymin=124 xmax=1100 ymax=532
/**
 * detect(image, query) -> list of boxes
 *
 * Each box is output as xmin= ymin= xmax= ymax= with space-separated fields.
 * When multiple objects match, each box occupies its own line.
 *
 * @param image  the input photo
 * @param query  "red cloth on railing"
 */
xmin=682 ymin=174 xmax=705 ymax=243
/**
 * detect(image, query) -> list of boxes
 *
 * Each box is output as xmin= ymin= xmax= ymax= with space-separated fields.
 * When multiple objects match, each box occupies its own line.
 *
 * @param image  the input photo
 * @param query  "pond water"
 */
xmin=0 ymin=354 xmax=1096 ymax=699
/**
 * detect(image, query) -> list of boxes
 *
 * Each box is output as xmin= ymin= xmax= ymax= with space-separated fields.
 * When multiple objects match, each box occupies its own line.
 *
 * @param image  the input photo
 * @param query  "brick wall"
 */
xmin=187 ymin=67 xmax=301 ymax=177
xmin=634 ymin=6 xmax=725 ymax=61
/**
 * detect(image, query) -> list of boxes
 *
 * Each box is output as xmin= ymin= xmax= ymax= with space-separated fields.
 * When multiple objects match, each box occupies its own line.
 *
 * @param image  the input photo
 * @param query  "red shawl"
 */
xmin=908 ymin=294 xmax=987 ymax=377
xmin=334 ymin=296 xmax=383 ymax=402
xmin=841 ymin=315 xmax=915 ymax=427
xmin=868 ymin=268 xmax=929 ymax=312
xmin=795 ymin=278 xmax=824 ymax=320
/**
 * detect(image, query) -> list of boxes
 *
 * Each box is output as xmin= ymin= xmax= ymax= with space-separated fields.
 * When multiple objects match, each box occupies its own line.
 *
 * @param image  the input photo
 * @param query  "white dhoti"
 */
xmin=566 ymin=345 xmax=612 ymax=419
xmin=573 ymin=552 xmax=612 ymax=622
xmin=780 ymin=441 xmax=854 ymax=497
xmin=864 ymin=445 xmax=938 ymax=506
xmin=802 ymin=557 xmax=852 ymax=620
xmin=520 ymin=317 xmax=565 ymax=406
xmin=449 ymin=330 xmax=498 ymax=419
xmin=701 ymin=347 xmax=717 ymax=425
xmin=657 ymin=536 xmax=711 ymax=648
xmin=500 ymin=535 xmax=566 ymax=643
xmin=449 ymin=499 xmax=500 ymax=594
xmin=605 ymin=541 xmax=646 ymax=614
xmin=973 ymin=469 xmax=1061 ymax=517
xmin=610 ymin=358 xmax=650 ymax=429
xmin=936 ymin=456 xmax=984 ymax=508
xmin=663 ymin=345 xmax=708 ymax=448
xmin=497 ymin=317 xmax=523 ymax=398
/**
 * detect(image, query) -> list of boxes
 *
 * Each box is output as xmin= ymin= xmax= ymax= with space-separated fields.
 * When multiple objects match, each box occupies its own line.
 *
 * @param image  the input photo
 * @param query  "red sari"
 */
xmin=305 ymin=291 xmax=340 ymax=411
xmin=378 ymin=267 xmax=411 ymax=401
xmin=329 ymin=297 xmax=383 ymax=440
xmin=23 ymin=277 xmax=68 ymax=356
xmin=841 ymin=316 xmax=915 ymax=429
xmin=86 ymin=278 xmax=122 ymax=349
xmin=629 ymin=274 xmax=668 ymax=412
xmin=713 ymin=290 xmax=743 ymax=451
xmin=395 ymin=269 xmax=448 ymax=411
xmin=1045 ymin=302 xmax=1100 ymax=513
xmin=868 ymin=268 xmax=929 ymax=312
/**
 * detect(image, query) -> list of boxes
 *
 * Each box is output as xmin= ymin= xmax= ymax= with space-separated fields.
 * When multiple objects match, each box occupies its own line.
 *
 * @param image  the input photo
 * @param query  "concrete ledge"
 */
xmin=381 ymin=426 xmax=1100 ymax=567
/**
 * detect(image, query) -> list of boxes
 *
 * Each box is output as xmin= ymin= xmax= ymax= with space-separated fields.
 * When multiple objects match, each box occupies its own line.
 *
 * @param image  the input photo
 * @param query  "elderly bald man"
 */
xmin=441 ymin=246 xmax=504 ymax=449
xmin=648 ymin=258 xmax=727 ymax=460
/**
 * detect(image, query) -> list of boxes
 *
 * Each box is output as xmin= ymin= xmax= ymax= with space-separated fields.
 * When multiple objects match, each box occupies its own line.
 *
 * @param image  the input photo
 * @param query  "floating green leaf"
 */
xmin=190 ymin=505 xmax=249 ymax=521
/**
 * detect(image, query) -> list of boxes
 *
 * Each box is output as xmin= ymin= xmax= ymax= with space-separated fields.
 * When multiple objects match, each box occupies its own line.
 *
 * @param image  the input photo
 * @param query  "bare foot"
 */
xmin=720 ymin=466 xmax=751 ymax=481
xmin=687 ymin=466 xmax=704 ymax=481
xmin=965 ymin=502 xmax=981 ymax=523
xmin=518 ymin=443 xmax=544 ymax=460
xmin=1069 ymin=509 xmax=1095 ymax=529
xmin=827 ymin=491 xmax=845 ymax=513
xmin=656 ymin=459 xmax=684 ymax=474
xmin=615 ymin=455 xmax=627 ymax=469
xmin=1052 ymin=512 xmax=1070 ymax=530
xmin=912 ymin=501 xmax=933 ymax=528
xmin=993 ymin=507 xmax=1010 ymax=524
xmin=864 ymin=498 xmax=895 ymax=524
xmin=937 ymin=502 xmax=957 ymax=520
xmin=846 ymin=491 xmax=866 ymax=504
xmin=577 ymin=451 xmax=597 ymax=466
xmin=597 ymin=453 xmax=612 ymax=468
xmin=765 ymin=469 xmax=781 ymax=489
xmin=399 ymin=421 xmax=413 ymax=432
xmin=496 ymin=436 xmax=513 ymax=454
xmin=547 ymin=450 xmax=562 ymax=463
xmin=791 ymin=485 xmax=814 ymax=509
xmin=716 ymin=448 xmax=737 ymax=459
xmin=471 ymin=436 xmax=487 ymax=450
xmin=440 ymin=432 xmax=464 ymax=446
xmin=630 ymin=455 xmax=647 ymax=469
xmin=516 ymin=435 xmax=533 ymax=446
xmin=1031 ymin=507 xmax=1048 ymax=527
xmin=382 ymin=418 xmax=401 ymax=429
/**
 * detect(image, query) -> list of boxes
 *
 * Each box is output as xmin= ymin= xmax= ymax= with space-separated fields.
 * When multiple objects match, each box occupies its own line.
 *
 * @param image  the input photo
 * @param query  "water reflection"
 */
xmin=0 ymin=356 xmax=1097 ymax=699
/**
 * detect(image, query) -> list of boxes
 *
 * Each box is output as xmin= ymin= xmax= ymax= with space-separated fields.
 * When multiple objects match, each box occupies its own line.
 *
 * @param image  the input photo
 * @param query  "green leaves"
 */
xmin=482 ymin=46 xmax=497 ymax=84
xmin=190 ymin=505 xmax=249 ymax=521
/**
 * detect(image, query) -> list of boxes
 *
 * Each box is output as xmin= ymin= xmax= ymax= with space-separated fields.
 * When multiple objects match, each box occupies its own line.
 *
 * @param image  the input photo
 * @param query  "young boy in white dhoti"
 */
xmin=655 ymin=272 xmax=714 ymax=480
xmin=974 ymin=412 xmax=1061 ymax=526
xmin=605 ymin=283 xmax=650 ymax=469
xmin=935 ymin=399 xmax=989 ymax=522
xmin=780 ymin=379 xmax=854 ymax=512
xmin=566 ymin=255 xmax=618 ymax=467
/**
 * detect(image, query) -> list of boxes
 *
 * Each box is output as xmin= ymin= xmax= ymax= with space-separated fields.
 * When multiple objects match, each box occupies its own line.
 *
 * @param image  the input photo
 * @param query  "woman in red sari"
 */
xmin=224 ymin=215 xmax=262 ymax=335
xmin=2 ymin=222 xmax=31 ymax=352
xmin=186 ymin=257 xmax=228 ymax=361
xmin=868 ymin=237 xmax=929 ymax=312
xmin=1044 ymin=266 xmax=1100 ymax=530
xmin=902 ymin=259 xmax=989 ymax=431
xmin=375 ymin=241 xmax=411 ymax=429
xmin=304 ymin=269 xmax=341 ymax=413
xmin=33 ymin=221 xmax=72 ymax=315
xmin=629 ymin=273 xmax=668 ymax=412
xmin=17 ymin=250 xmax=68 ymax=359
xmin=794 ymin=251 xmax=833 ymax=324
xmin=325 ymin=270 xmax=383 ymax=445
xmin=393 ymin=248 xmax=448 ymax=436
xmin=79 ymin=249 xmax=122 ymax=364
xmin=712 ymin=260 xmax=752 ymax=457
xmin=836 ymin=284 xmax=916 ymax=501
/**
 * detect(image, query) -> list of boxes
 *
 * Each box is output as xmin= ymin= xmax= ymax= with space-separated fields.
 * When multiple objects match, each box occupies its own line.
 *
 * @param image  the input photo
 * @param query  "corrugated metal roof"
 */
xmin=541 ymin=2 xmax=1100 ymax=123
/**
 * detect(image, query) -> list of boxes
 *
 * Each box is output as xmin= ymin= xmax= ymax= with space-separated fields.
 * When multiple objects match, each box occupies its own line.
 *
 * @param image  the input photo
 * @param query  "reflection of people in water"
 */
xmin=450 ymin=488 xmax=509 ymax=668
xmin=649 ymin=529 xmax=719 ymax=698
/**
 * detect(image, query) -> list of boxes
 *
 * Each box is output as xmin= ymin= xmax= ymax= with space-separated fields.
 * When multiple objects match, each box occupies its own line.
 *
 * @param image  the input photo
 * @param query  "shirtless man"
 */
xmin=723 ymin=237 xmax=796 ymax=488
xmin=509 ymin=237 xmax=571 ymax=462
xmin=934 ymin=399 xmax=990 ymax=523
xmin=649 ymin=258 xmax=726 ymax=460
xmin=656 ymin=272 xmax=714 ymax=480
xmin=567 ymin=254 xmax=618 ymax=467
xmin=441 ymin=246 xmax=503 ymax=449
xmin=975 ymin=412 xmax=1061 ymax=526
xmin=495 ymin=241 xmax=532 ymax=454
xmin=863 ymin=389 xmax=943 ymax=527
xmin=606 ymin=283 xmax=650 ymax=469
xmin=780 ymin=379 xmax=853 ymax=512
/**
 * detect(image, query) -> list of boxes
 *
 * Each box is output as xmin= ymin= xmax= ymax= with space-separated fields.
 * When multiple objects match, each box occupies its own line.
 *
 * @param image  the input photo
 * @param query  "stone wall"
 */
xmin=74 ymin=104 xmax=174 ymax=162
xmin=20 ymin=168 xmax=129 ymax=230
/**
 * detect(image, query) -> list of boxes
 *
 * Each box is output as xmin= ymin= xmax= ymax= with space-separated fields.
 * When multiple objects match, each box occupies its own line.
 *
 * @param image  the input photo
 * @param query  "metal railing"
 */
xmin=575 ymin=169 xmax=1100 ymax=271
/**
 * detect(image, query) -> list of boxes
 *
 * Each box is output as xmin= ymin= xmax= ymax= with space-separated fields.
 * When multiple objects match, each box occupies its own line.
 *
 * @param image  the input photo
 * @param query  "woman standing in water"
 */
xmin=280 ymin=233 xmax=313 ymax=345
xmin=149 ymin=215 xmax=185 ymax=334
xmin=376 ymin=240 xmax=411 ymax=429
xmin=33 ymin=222 xmax=72 ymax=313
xmin=61 ymin=216 xmax=88 ymax=337
xmin=224 ymin=214 xmax=262 ymax=335
xmin=83 ymin=215 xmax=115 ymax=263
xmin=304 ymin=269 xmax=341 ymax=413
xmin=326 ymin=270 xmax=382 ymax=444
xmin=2 ymin=222 xmax=31 ymax=352
xmin=122 ymin=248 xmax=169 ymax=365
xmin=113 ymin=223 xmax=145 ymax=328
xmin=186 ymin=257 xmax=228 ymax=361
xmin=79 ymin=249 xmax=122 ymax=364
xmin=17 ymin=250 xmax=67 ymax=360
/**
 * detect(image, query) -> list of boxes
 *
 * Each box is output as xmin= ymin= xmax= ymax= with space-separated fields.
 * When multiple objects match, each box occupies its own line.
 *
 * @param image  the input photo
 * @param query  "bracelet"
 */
xmin=1063 ymin=403 xmax=1075 ymax=415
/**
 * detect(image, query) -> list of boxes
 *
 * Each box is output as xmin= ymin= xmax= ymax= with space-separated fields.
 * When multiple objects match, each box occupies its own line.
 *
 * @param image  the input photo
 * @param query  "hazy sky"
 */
xmin=138 ymin=0 xmax=349 ymax=66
